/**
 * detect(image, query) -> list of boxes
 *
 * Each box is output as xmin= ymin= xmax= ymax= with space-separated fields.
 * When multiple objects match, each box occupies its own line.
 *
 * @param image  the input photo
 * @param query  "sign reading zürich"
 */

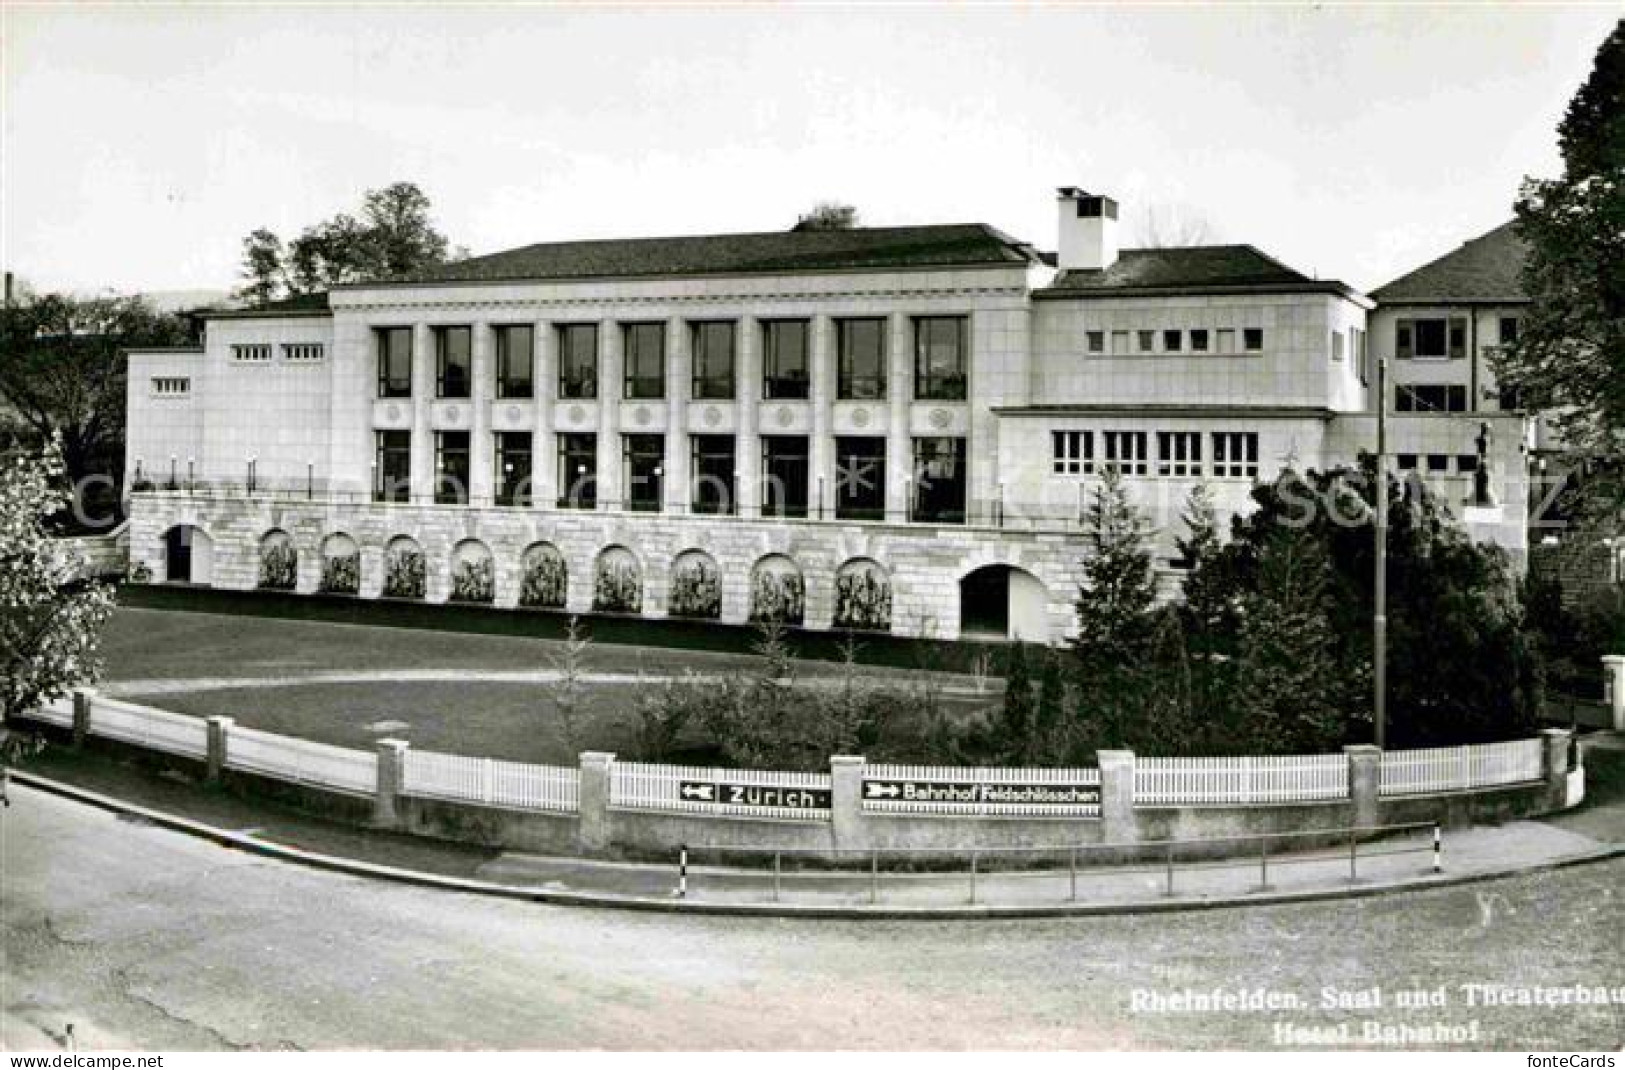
xmin=863 ymin=779 xmax=1101 ymax=807
xmin=679 ymin=780 xmax=832 ymax=810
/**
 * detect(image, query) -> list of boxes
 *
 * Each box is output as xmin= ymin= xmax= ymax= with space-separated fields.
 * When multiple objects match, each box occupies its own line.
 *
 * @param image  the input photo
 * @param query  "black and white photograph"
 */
xmin=1 ymin=1 xmax=1622 ymax=1058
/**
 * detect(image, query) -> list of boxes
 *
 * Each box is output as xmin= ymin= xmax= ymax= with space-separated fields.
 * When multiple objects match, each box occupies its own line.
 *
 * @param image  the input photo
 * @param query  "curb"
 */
xmin=12 ymin=770 xmax=1623 ymax=920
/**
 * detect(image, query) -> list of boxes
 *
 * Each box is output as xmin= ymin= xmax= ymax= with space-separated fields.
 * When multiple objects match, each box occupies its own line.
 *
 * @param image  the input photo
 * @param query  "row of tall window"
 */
xmin=1051 ymin=429 xmax=1261 ymax=479
xmin=231 ymin=343 xmax=325 ymax=363
xmin=374 ymin=317 xmax=969 ymax=403
xmin=1083 ymin=327 xmax=1265 ymax=356
xmin=373 ymin=431 xmax=969 ymax=522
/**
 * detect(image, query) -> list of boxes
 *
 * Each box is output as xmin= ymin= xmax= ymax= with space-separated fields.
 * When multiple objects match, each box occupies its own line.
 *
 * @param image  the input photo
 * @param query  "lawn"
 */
xmin=101 ymin=607 xmax=1004 ymax=766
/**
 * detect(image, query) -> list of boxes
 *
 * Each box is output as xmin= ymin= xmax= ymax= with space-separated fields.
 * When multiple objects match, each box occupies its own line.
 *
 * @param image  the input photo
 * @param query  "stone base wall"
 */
xmin=129 ymin=493 xmax=1095 ymax=641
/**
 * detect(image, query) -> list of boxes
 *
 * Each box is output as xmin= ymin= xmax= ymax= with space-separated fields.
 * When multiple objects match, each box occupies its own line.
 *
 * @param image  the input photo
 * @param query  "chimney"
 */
xmin=1056 ymin=187 xmax=1118 ymax=272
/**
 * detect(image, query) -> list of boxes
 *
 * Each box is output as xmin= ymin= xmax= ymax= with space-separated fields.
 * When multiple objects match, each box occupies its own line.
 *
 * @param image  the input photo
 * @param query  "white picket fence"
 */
xmin=1135 ymin=753 xmax=1350 ymax=806
xmin=1379 ymin=738 xmax=1544 ymax=797
xmin=863 ymin=763 xmax=1102 ymax=817
xmin=403 ymin=749 xmax=579 ymax=813
xmin=610 ymin=761 xmax=833 ymax=821
xmin=85 ymin=695 xmax=209 ymax=760
xmin=224 ymin=725 xmax=377 ymax=795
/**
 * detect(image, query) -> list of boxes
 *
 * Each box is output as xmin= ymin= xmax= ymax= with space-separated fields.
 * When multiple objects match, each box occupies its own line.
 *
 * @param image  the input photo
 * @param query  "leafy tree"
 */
xmin=1033 ymin=647 xmax=1066 ymax=762
xmin=792 ymin=202 xmax=859 ymax=232
xmin=1493 ymin=21 xmax=1625 ymax=515
xmin=0 ymin=292 xmax=193 ymax=518
xmin=997 ymin=641 xmax=1036 ymax=761
xmin=237 ymin=181 xmax=457 ymax=301
xmin=0 ymin=438 xmax=116 ymax=725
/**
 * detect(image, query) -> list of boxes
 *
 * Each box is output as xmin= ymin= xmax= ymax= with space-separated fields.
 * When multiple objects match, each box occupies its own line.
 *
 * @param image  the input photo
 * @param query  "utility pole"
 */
xmin=1374 ymin=357 xmax=1388 ymax=750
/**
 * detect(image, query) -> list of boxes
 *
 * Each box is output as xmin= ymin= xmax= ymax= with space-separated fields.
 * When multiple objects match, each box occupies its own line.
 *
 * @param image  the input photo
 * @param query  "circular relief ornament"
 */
xmin=506 ymin=405 xmax=522 ymax=423
xmin=568 ymin=404 xmax=587 ymax=424
xmin=850 ymin=407 xmax=872 ymax=429
xmin=703 ymin=406 xmax=723 ymax=428
xmin=775 ymin=406 xmax=794 ymax=428
xmin=634 ymin=405 xmax=652 ymax=427
xmin=929 ymin=407 xmax=952 ymax=430
xmin=385 ymin=403 xmax=402 ymax=421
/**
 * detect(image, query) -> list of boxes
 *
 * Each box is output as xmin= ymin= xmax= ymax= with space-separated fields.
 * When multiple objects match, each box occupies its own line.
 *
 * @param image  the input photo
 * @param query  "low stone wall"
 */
xmin=37 ymin=692 xmax=1583 ymax=866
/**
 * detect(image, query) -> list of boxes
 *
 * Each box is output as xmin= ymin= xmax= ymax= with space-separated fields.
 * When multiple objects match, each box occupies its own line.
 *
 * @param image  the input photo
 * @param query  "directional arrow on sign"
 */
xmin=680 ymin=783 xmax=716 ymax=801
xmin=864 ymin=782 xmax=900 ymax=799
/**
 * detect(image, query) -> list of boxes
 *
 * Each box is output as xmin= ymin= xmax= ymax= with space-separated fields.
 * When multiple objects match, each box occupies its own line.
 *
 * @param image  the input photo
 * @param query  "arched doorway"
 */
xmin=959 ymin=564 xmax=1048 ymax=641
xmin=163 ymin=524 xmax=213 ymax=585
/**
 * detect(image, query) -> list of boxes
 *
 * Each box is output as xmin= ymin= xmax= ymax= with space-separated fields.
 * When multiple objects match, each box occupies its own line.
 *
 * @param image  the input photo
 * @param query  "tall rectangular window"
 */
xmin=1190 ymin=329 xmax=1210 ymax=353
xmin=1102 ymin=430 xmax=1149 ymax=476
xmin=690 ymin=434 xmax=736 ymax=515
xmin=1331 ymin=330 xmax=1346 ymax=362
xmin=494 ymin=325 xmax=534 ymax=399
xmin=557 ymin=324 xmax=599 ymax=399
xmin=1499 ymin=316 xmax=1520 ymax=345
xmin=374 ymin=430 xmax=410 ymax=503
xmin=834 ymin=436 xmax=886 ymax=520
xmin=837 ymin=318 xmax=886 ymax=400
xmin=622 ymin=323 xmax=665 ymax=400
xmin=376 ymin=327 xmax=413 ymax=398
xmin=1157 ymin=431 xmax=1203 ymax=477
xmin=761 ymin=435 xmax=809 ymax=518
xmin=914 ymin=316 xmax=968 ymax=400
xmin=623 ymin=434 xmax=664 ymax=512
xmin=435 ymin=326 xmax=472 ymax=399
xmin=557 ymin=433 xmax=597 ymax=509
xmin=691 ymin=321 xmax=736 ymax=399
xmin=1051 ymin=430 xmax=1094 ymax=475
xmin=495 ymin=432 xmax=532 ymax=506
xmin=912 ymin=437 xmax=966 ymax=524
xmin=762 ymin=319 xmax=810 ymax=400
xmin=1162 ymin=330 xmax=1183 ymax=353
xmin=1212 ymin=432 xmax=1260 ymax=479
xmin=434 ymin=431 xmax=470 ymax=504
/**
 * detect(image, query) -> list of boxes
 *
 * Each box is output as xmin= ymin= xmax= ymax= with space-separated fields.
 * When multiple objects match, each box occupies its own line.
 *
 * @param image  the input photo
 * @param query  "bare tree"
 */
xmin=1131 ymin=203 xmax=1216 ymax=249
xmin=792 ymin=202 xmax=859 ymax=232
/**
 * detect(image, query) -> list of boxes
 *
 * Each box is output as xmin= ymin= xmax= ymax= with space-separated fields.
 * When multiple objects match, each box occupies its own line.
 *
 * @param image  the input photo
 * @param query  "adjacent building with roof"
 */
xmin=124 ymin=187 xmax=1531 ymax=642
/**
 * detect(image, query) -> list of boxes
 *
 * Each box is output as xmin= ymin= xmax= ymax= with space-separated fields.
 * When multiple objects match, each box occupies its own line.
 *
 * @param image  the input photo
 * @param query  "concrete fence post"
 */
xmin=373 ymin=738 xmax=409 ymax=827
xmin=1541 ymin=728 xmax=1573 ymax=809
xmin=578 ymin=751 xmax=616 ymax=854
xmin=1344 ymin=744 xmax=1382 ymax=829
xmin=1096 ymin=750 xmax=1136 ymax=845
xmin=205 ymin=716 xmax=234 ymax=784
xmin=829 ymin=755 xmax=866 ymax=854
xmin=1602 ymin=656 xmax=1625 ymax=731
xmin=71 ymin=688 xmax=96 ymax=749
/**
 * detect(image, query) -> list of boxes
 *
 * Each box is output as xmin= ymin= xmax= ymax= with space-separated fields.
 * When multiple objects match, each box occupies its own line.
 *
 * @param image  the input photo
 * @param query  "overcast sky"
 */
xmin=3 ymin=4 xmax=1617 ymax=298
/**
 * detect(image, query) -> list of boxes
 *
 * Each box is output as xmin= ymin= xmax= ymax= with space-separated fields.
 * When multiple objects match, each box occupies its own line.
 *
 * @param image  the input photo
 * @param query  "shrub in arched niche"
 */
xmin=749 ymin=554 xmax=805 ymax=626
xmin=382 ymin=536 xmax=426 ymax=600
xmin=833 ymin=558 xmax=891 ymax=631
xmin=318 ymin=533 xmax=360 ymax=595
xmin=449 ymin=539 xmax=494 ymax=604
xmin=258 ymin=529 xmax=297 ymax=591
xmin=593 ymin=546 xmax=642 ymax=614
xmin=668 ymin=550 xmax=721 ymax=619
xmin=519 ymin=542 xmax=568 ymax=609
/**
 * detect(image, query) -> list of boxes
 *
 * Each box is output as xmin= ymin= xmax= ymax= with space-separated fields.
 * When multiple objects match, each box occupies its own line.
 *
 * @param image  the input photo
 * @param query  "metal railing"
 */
xmin=675 ymin=822 xmax=1442 ymax=905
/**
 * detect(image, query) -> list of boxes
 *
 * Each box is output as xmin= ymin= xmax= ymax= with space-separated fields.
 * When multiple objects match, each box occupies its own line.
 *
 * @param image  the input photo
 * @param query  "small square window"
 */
xmin=1111 ymin=330 xmax=1130 ymax=355
xmin=1243 ymin=328 xmax=1264 ymax=352
xmin=1216 ymin=328 xmax=1236 ymax=352
xmin=1137 ymin=330 xmax=1156 ymax=354
xmin=1457 ymin=454 xmax=1479 ymax=473
xmin=1396 ymin=454 xmax=1418 ymax=471
xmin=1426 ymin=454 xmax=1450 ymax=473
xmin=1190 ymin=329 xmax=1209 ymax=352
xmin=1163 ymin=330 xmax=1183 ymax=352
xmin=1086 ymin=330 xmax=1105 ymax=354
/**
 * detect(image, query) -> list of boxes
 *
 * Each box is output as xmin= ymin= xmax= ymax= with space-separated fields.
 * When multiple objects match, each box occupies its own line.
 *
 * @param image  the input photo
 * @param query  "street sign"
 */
xmin=862 ymin=778 xmax=1100 ymax=807
xmin=679 ymin=779 xmax=833 ymax=811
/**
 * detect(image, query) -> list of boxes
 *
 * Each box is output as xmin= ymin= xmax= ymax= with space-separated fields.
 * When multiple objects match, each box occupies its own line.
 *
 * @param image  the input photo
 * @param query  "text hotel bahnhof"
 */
xmin=125 ymin=188 xmax=1532 ymax=642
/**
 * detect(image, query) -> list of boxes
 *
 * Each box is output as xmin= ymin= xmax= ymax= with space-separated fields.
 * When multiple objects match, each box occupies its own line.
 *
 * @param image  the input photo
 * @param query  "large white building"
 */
xmin=125 ymin=187 xmax=1531 ymax=643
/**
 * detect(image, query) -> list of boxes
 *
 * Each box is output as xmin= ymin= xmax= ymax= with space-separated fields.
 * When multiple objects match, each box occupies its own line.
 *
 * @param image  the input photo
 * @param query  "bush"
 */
xmin=320 ymin=552 xmax=359 ymax=595
xmin=834 ymin=569 xmax=890 ymax=631
xmin=749 ymin=570 xmax=805 ymax=625
xmin=668 ymin=559 xmax=721 ymax=619
xmin=258 ymin=542 xmax=297 ymax=590
xmin=519 ymin=552 xmax=567 ymax=609
xmin=382 ymin=549 xmax=425 ymax=600
xmin=450 ymin=556 xmax=494 ymax=603
xmin=594 ymin=559 xmax=641 ymax=614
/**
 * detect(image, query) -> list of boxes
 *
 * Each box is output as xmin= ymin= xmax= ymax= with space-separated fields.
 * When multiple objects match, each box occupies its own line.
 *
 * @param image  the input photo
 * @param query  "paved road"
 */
xmin=3 ymin=786 xmax=1621 ymax=1051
